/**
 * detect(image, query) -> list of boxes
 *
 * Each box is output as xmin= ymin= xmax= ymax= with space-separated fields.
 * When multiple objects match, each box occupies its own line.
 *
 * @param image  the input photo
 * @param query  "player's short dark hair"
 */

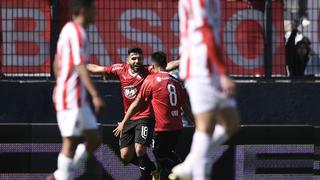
xmin=151 ymin=51 xmax=167 ymax=68
xmin=128 ymin=47 xmax=143 ymax=55
xmin=70 ymin=0 xmax=94 ymax=16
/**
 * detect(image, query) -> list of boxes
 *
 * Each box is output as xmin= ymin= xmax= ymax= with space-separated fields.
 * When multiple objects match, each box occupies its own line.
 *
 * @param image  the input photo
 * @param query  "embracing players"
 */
xmin=49 ymin=0 xmax=105 ymax=180
xmin=86 ymin=48 xmax=179 ymax=179
xmin=170 ymin=0 xmax=241 ymax=179
xmin=114 ymin=51 xmax=193 ymax=180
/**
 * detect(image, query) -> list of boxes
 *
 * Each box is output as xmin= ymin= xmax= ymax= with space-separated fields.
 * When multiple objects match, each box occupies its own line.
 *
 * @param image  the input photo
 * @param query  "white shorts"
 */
xmin=56 ymin=104 xmax=98 ymax=137
xmin=185 ymin=76 xmax=237 ymax=115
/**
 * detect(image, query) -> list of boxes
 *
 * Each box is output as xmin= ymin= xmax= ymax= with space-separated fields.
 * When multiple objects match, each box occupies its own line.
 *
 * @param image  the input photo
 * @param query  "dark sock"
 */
xmin=129 ymin=154 xmax=139 ymax=166
xmin=138 ymin=154 xmax=156 ymax=180
xmin=167 ymin=151 xmax=181 ymax=169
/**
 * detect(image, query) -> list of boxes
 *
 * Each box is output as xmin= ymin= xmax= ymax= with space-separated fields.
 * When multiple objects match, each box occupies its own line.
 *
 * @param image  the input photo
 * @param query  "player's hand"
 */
xmin=113 ymin=122 xmax=125 ymax=137
xmin=220 ymin=74 xmax=236 ymax=97
xmin=92 ymin=95 xmax=105 ymax=114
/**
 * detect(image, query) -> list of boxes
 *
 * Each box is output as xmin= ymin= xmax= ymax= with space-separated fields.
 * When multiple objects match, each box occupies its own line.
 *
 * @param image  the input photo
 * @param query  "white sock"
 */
xmin=190 ymin=131 xmax=212 ymax=179
xmin=72 ymin=144 xmax=89 ymax=169
xmin=212 ymin=124 xmax=229 ymax=148
xmin=54 ymin=153 xmax=74 ymax=180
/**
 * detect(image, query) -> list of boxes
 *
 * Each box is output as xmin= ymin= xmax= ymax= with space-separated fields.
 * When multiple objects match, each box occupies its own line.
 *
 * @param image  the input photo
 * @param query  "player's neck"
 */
xmin=129 ymin=68 xmax=140 ymax=76
xmin=73 ymin=16 xmax=86 ymax=28
xmin=154 ymin=67 xmax=165 ymax=73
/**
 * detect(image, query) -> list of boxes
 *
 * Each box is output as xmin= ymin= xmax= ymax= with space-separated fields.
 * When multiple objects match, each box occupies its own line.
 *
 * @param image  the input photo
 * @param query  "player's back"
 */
xmin=149 ymin=72 xmax=185 ymax=131
xmin=178 ymin=0 xmax=225 ymax=80
xmin=53 ymin=21 xmax=89 ymax=111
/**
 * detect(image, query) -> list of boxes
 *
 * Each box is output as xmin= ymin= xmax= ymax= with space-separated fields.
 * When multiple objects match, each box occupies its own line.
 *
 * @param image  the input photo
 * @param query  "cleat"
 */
xmin=168 ymin=173 xmax=179 ymax=180
xmin=169 ymin=163 xmax=192 ymax=180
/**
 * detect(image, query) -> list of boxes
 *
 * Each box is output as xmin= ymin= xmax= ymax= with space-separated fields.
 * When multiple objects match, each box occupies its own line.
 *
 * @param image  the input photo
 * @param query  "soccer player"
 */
xmin=86 ymin=48 xmax=179 ymax=179
xmin=48 ymin=0 xmax=105 ymax=180
xmin=170 ymin=0 xmax=241 ymax=179
xmin=114 ymin=51 xmax=194 ymax=180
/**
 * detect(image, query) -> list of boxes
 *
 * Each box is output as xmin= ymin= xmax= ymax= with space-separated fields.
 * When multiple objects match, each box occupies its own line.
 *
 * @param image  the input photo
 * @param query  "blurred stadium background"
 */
xmin=0 ymin=0 xmax=319 ymax=179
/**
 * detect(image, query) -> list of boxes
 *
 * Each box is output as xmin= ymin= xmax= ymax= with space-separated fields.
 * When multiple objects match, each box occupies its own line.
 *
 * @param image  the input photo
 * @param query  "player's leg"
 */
xmin=135 ymin=119 xmax=156 ymax=180
xmin=166 ymin=130 xmax=182 ymax=170
xmin=119 ymin=120 xmax=137 ymax=165
xmin=120 ymin=145 xmax=136 ymax=164
xmin=50 ymin=109 xmax=82 ymax=180
xmin=153 ymin=131 xmax=168 ymax=180
xmin=153 ymin=131 xmax=182 ymax=180
xmin=212 ymin=107 xmax=240 ymax=148
xmin=72 ymin=105 xmax=101 ymax=169
xmin=72 ymin=129 xmax=102 ymax=169
xmin=171 ymin=77 xmax=219 ymax=180
xmin=192 ymin=110 xmax=217 ymax=179
xmin=50 ymin=137 xmax=80 ymax=180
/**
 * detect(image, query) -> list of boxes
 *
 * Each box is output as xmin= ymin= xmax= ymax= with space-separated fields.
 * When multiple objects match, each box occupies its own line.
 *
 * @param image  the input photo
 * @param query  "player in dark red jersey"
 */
xmin=86 ymin=48 xmax=179 ymax=179
xmin=114 ymin=51 xmax=193 ymax=180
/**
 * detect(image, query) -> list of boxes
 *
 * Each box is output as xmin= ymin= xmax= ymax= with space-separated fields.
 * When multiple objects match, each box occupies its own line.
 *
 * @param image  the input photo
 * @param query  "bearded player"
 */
xmin=86 ymin=48 xmax=179 ymax=179
xmin=114 ymin=51 xmax=194 ymax=180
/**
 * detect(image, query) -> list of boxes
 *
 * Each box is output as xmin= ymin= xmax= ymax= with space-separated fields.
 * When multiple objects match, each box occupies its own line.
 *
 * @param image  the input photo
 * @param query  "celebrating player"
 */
xmin=114 ymin=51 xmax=194 ymax=180
xmin=170 ymin=0 xmax=240 ymax=179
xmin=48 ymin=0 xmax=105 ymax=180
xmin=86 ymin=48 xmax=179 ymax=179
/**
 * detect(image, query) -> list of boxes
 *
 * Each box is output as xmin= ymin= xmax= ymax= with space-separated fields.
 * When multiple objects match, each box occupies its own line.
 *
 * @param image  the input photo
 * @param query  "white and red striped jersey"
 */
xmin=178 ymin=0 xmax=227 ymax=80
xmin=53 ymin=21 xmax=89 ymax=111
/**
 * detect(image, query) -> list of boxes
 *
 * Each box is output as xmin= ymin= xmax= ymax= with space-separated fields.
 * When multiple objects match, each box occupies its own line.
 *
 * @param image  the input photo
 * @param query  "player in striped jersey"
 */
xmin=48 ymin=1 xmax=105 ymax=180
xmin=170 ymin=0 xmax=240 ymax=179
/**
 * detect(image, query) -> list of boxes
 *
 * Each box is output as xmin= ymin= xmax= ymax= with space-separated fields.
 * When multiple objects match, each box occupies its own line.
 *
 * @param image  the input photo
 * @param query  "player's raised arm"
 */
xmin=86 ymin=64 xmax=105 ymax=74
xmin=165 ymin=60 xmax=180 ymax=71
xmin=87 ymin=63 xmax=123 ymax=78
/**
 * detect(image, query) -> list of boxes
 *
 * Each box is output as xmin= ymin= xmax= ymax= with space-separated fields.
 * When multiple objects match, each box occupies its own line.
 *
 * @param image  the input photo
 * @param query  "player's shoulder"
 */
xmin=142 ymin=73 xmax=157 ymax=85
xmin=60 ymin=21 xmax=83 ymax=37
xmin=145 ymin=72 xmax=156 ymax=81
xmin=62 ymin=22 xmax=77 ymax=32
xmin=111 ymin=63 xmax=126 ymax=71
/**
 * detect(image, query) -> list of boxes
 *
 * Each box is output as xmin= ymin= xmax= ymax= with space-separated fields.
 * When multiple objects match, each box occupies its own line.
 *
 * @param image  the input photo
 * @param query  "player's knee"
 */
xmin=120 ymin=152 xmax=133 ymax=162
xmin=135 ymin=145 xmax=147 ymax=157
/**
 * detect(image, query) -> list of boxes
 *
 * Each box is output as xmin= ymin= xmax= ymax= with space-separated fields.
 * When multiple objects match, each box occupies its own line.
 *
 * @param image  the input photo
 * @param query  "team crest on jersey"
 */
xmin=123 ymin=86 xmax=138 ymax=99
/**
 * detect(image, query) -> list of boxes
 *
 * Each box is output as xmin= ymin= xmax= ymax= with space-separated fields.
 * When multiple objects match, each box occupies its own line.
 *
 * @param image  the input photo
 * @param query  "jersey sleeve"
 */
xmin=190 ymin=0 xmax=227 ymax=75
xmin=138 ymin=75 xmax=153 ymax=102
xmin=69 ymin=23 xmax=86 ymax=66
xmin=103 ymin=64 xmax=124 ymax=77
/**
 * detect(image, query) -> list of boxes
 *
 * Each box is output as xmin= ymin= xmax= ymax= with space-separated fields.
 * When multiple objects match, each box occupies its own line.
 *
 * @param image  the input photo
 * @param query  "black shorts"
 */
xmin=119 ymin=118 xmax=155 ymax=149
xmin=152 ymin=130 xmax=182 ymax=159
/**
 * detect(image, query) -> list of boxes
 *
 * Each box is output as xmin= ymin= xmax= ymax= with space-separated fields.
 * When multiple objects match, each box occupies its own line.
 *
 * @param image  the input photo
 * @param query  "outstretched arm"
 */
xmin=86 ymin=64 xmax=105 ymax=74
xmin=165 ymin=60 xmax=180 ymax=71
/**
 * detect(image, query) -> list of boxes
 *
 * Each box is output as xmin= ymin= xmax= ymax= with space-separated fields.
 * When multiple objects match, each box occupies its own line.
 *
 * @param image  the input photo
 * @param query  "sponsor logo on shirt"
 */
xmin=123 ymin=86 xmax=137 ymax=99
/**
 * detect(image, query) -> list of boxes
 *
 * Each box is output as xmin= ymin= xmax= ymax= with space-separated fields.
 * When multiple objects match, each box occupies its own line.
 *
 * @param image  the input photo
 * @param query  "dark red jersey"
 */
xmin=104 ymin=64 xmax=153 ymax=120
xmin=139 ymin=71 xmax=185 ymax=131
